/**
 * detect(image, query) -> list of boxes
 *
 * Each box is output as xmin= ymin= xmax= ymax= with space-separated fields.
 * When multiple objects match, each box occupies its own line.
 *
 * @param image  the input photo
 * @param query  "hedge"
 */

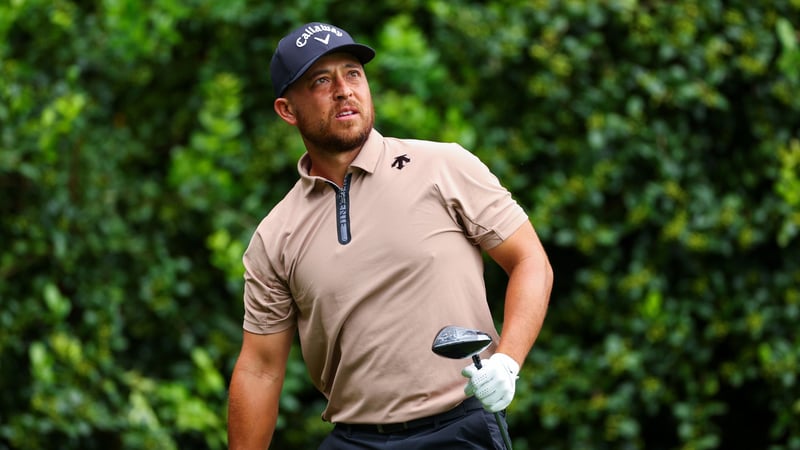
xmin=1 ymin=1 xmax=798 ymax=449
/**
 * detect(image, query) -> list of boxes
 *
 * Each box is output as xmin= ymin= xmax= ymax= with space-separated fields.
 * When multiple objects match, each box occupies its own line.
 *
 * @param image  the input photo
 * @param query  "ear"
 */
xmin=274 ymin=98 xmax=297 ymax=125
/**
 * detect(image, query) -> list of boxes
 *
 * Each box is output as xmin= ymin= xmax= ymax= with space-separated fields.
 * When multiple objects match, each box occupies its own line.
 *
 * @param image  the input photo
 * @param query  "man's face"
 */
xmin=282 ymin=52 xmax=374 ymax=154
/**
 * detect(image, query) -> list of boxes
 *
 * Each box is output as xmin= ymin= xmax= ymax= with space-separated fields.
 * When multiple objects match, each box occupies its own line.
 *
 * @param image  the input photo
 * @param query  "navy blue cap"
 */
xmin=270 ymin=22 xmax=375 ymax=98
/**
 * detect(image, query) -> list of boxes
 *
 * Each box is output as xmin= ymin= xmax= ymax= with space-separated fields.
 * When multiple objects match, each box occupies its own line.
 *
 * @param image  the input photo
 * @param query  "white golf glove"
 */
xmin=461 ymin=353 xmax=520 ymax=412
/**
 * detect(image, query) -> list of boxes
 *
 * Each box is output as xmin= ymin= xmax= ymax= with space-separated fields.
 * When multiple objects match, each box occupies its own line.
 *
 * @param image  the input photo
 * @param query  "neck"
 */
xmin=307 ymin=147 xmax=361 ymax=188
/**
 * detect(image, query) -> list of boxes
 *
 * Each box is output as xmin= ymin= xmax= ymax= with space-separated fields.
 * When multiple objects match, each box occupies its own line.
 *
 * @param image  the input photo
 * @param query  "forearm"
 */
xmin=228 ymin=328 xmax=295 ymax=450
xmin=228 ymin=362 xmax=284 ymax=449
xmin=496 ymin=253 xmax=553 ymax=367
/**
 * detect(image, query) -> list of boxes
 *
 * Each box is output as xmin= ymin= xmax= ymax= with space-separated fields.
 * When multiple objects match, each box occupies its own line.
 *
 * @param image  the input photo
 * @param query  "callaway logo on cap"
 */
xmin=270 ymin=22 xmax=375 ymax=98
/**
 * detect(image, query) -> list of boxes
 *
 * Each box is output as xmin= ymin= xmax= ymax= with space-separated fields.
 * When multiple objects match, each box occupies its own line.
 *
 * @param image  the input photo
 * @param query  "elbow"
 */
xmin=546 ymin=258 xmax=554 ymax=287
xmin=539 ymin=256 xmax=554 ymax=302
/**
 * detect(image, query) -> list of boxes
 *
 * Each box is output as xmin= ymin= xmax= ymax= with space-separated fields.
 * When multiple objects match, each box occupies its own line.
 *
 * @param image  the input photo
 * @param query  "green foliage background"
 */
xmin=2 ymin=0 xmax=799 ymax=449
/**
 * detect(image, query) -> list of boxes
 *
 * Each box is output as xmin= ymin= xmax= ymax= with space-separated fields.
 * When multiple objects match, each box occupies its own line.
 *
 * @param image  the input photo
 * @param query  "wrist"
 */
xmin=491 ymin=352 xmax=520 ymax=377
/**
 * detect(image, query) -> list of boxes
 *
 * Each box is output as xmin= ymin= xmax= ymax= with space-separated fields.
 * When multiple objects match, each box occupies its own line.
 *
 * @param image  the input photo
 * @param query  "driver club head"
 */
xmin=431 ymin=325 xmax=493 ymax=360
xmin=432 ymin=326 xmax=513 ymax=449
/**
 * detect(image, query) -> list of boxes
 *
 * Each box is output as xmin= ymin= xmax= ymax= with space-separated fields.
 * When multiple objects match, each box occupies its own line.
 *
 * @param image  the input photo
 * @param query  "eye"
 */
xmin=347 ymin=69 xmax=361 ymax=78
xmin=313 ymin=76 xmax=330 ymax=85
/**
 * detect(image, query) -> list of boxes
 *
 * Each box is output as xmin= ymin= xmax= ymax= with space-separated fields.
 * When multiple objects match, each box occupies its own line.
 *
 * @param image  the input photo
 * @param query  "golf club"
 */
xmin=432 ymin=325 xmax=513 ymax=450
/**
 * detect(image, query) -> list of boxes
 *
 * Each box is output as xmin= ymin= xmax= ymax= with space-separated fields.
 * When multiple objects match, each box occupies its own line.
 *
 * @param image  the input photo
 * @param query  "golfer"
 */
xmin=227 ymin=21 xmax=553 ymax=450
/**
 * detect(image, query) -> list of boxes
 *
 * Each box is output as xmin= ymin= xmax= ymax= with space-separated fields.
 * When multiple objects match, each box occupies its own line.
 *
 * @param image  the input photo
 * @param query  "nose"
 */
xmin=333 ymin=76 xmax=353 ymax=100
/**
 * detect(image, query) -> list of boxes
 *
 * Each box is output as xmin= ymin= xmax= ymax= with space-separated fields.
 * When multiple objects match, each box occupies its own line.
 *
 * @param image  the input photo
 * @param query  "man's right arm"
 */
xmin=228 ymin=327 xmax=295 ymax=450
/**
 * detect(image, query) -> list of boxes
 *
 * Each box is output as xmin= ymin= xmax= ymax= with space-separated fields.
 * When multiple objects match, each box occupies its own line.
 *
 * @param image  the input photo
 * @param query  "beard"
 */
xmin=296 ymin=102 xmax=374 ymax=153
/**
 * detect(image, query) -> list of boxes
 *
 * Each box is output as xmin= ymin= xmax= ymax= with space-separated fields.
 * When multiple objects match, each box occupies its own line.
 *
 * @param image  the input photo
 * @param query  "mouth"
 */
xmin=335 ymin=107 xmax=359 ymax=119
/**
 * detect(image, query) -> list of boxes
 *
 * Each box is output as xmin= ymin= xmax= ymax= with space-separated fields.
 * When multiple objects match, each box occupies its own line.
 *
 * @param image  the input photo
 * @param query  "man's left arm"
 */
xmin=486 ymin=220 xmax=553 ymax=366
xmin=462 ymin=220 xmax=553 ymax=412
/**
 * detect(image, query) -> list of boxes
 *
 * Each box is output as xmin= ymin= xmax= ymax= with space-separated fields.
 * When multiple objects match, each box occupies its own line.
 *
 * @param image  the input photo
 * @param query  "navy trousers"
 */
xmin=318 ymin=398 xmax=508 ymax=450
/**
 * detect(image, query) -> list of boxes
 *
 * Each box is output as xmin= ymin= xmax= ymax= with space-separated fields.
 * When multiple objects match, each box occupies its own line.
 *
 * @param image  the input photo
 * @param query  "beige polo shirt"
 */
xmin=242 ymin=129 xmax=528 ymax=424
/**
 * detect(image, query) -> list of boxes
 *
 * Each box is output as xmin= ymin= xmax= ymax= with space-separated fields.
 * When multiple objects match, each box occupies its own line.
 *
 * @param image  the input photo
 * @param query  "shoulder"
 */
xmin=381 ymin=136 xmax=481 ymax=166
xmin=383 ymin=136 xmax=464 ymax=153
xmin=252 ymin=180 xmax=305 ymax=238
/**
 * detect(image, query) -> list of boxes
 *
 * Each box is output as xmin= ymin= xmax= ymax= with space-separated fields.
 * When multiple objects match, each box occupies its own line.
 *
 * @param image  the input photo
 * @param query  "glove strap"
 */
xmin=491 ymin=353 xmax=520 ymax=378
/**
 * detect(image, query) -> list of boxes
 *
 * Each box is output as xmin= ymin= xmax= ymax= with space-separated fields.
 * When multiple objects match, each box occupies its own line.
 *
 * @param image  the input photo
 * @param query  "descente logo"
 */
xmin=295 ymin=24 xmax=343 ymax=47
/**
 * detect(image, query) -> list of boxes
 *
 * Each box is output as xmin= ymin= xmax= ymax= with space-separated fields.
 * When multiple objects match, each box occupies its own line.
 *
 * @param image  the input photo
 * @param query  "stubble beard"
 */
xmin=298 ymin=103 xmax=374 ymax=154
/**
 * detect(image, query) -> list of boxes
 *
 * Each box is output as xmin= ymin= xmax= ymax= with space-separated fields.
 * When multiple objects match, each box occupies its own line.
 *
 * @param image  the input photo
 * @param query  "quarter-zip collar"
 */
xmin=297 ymin=128 xmax=383 ymax=196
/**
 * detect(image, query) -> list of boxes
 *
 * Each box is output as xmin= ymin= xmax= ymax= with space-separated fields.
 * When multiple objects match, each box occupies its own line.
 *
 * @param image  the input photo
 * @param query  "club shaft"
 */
xmin=472 ymin=354 xmax=482 ymax=369
xmin=495 ymin=412 xmax=513 ymax=450
xmin=473 ymin=356 xmax=513 ymax=450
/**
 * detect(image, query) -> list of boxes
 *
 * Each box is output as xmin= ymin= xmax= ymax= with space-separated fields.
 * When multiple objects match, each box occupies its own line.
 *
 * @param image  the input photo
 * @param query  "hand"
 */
xmin=461 ymin=353 xmax=520 ymax=412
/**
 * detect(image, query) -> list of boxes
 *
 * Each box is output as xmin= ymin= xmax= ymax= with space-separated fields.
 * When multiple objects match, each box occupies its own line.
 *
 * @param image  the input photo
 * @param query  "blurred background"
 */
xmin=1 ymin=0 xmax=799 ymax=449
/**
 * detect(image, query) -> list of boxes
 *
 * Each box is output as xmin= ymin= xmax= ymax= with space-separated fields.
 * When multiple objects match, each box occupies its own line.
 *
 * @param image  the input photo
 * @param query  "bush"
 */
xmin=1 ymin=1 xmax=798 ymax=448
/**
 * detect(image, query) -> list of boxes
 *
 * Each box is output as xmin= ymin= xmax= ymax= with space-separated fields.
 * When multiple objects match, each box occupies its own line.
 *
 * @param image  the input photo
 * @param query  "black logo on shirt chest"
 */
xmin=392 ymin=154 xmax=411 ymax=170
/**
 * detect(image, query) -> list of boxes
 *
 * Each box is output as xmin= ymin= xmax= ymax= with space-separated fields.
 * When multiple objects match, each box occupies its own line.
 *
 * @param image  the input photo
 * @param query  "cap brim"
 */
xmin=278 ymin=43 xmax=375 ymax=97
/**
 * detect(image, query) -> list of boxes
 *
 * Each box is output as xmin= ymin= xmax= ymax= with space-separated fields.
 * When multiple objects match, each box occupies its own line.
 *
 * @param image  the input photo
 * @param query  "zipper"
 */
xmin=331 ymin=173 xmax=352 ymax=245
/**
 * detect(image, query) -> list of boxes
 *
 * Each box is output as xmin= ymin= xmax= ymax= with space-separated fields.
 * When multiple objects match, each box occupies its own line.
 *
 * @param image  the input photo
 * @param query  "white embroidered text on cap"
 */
xmin=296 ymin=24 xmax=344 ymax=48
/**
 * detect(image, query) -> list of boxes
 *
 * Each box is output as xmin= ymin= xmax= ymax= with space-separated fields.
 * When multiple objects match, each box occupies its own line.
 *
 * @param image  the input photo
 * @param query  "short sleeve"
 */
xmin=241 ymin=228 xmax=297 ymax=334
xmin=434 ymin=145 xmax=529 ymax=250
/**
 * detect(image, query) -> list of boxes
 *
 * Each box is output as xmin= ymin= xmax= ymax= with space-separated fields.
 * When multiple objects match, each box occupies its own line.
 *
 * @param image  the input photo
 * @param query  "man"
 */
xmin=227 ymin=21 xmax=553 ymax=449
